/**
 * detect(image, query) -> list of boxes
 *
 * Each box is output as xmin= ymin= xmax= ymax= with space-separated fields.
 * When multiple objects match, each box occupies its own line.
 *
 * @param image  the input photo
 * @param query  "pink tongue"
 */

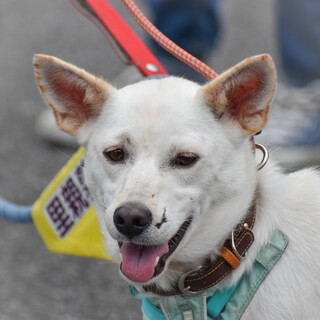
xmin=120 ymin=242 xmax=169 ymax=282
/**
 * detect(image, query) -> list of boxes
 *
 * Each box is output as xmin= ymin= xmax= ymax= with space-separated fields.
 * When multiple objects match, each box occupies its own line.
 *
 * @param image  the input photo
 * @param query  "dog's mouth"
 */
xmin=118 ymin=218 xmax=192 ymax=283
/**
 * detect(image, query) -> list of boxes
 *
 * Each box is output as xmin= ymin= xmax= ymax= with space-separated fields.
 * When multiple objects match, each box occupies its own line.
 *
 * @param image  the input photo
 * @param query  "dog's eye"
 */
xmin=174 ymin=153 xmax=199 ymax=167
xmin=103 ymin=147 xmax=125 ymax=163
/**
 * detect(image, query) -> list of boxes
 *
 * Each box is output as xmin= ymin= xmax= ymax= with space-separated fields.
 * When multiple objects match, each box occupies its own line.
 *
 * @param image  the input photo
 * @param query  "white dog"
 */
xmin=34 ymin=54 xmax=320 ymax=319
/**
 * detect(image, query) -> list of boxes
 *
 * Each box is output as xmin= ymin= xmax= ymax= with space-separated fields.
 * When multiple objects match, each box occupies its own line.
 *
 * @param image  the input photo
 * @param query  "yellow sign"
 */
xmin=32 ymin=147 xmax=113 ymax=260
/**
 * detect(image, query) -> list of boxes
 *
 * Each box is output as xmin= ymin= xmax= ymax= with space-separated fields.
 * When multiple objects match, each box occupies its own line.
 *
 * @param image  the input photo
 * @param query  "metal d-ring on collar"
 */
xmin=255 ymin=144 xmax=269 ymax=171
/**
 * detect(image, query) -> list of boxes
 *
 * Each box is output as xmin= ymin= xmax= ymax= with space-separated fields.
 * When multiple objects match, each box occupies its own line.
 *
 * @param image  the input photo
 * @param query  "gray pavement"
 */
xmin=0 ymin=1 xmax=277 ymax=319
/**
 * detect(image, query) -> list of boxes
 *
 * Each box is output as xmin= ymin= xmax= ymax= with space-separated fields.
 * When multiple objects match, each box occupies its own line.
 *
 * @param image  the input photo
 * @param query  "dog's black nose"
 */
xmin=113 ymin=203 xmax=152 ymax=238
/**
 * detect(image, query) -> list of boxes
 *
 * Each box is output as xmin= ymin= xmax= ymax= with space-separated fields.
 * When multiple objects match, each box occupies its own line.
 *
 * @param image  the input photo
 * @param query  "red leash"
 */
xmin=121 ymin=0 xmax=219 ymax=80
xmin=70 ymin=0 xmax=167 ymax=77
xmin=70 ymin=0 xmax=219 ymax=80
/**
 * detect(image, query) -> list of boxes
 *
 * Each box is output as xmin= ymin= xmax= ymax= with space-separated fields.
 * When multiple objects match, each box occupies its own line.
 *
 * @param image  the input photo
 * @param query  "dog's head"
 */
xmin=34 ymin=54 xmax=276 ymax=289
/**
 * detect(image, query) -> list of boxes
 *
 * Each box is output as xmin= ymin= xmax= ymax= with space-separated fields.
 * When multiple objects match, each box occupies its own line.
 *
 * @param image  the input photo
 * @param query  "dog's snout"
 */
xmin=113 ymin=203 xmax=152 ymax=238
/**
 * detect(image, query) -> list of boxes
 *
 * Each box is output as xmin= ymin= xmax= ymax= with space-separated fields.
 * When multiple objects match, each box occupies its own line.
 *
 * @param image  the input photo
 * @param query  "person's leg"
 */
xmin=278 ymin=0 xmax=320 ymax=86
xmin=257 ymin=0 xmax=320 ymax=168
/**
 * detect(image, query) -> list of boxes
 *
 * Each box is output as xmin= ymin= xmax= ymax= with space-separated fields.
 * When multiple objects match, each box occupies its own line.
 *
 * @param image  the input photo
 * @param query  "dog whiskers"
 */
xmin=54 ymin=147 xmax=87 ymax=169
xmin=53 ymin=147 xmax=74 ymax=160
xmin=155 ymin=209 xmax=167 ymax=229
xmin=91 ymin=196 xmax=107 ymax=210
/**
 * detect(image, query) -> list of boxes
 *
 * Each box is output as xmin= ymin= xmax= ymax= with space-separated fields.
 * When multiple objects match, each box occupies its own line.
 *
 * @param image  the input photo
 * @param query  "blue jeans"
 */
xmin=278 ymin=0 xmax=320 ymax=86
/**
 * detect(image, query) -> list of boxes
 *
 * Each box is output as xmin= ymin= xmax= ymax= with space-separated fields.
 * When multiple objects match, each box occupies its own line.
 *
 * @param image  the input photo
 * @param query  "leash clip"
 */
xmin=178 ymin=266 xmax=203 ymax=296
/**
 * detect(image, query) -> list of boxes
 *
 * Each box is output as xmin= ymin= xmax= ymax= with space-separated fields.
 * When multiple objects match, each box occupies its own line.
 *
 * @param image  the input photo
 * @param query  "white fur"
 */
xmin=34 ymin=54 xmax=320 ymax=319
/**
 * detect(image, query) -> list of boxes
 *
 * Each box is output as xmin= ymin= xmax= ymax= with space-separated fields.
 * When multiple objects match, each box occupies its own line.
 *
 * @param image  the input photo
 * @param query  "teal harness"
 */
xmin=130 ymin=230 xmax=288 ymax=320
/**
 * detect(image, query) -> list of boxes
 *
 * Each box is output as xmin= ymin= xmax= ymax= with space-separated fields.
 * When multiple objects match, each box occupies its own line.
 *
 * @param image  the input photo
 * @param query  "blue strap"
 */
xmin=216 ymin=230 xmax=289 ymax=320
xmin=0 ymin=198 xmax=32 ymax=222
xmin=207 ymin=285 xmax=237 ymax=318
xmin=130 ymin=286 xmax=166 ymax=320
xmin=142 ymin=297 xmax=166 ymax=320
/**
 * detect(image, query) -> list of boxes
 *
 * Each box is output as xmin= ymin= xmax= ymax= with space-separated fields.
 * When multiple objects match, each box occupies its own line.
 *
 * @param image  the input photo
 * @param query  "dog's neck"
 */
xmin=142 ymin=199 xmax=256 ymax=296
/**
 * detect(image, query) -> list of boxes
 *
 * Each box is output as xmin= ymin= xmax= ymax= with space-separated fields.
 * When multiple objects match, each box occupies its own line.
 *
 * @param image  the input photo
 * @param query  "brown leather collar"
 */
xmin=143 ymin=200 xmax=256 ymax=296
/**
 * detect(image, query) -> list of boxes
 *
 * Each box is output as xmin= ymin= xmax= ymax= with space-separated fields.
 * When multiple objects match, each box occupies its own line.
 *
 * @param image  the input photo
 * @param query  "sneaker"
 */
xmin=256 ymin=80 xmax=320 ymax=169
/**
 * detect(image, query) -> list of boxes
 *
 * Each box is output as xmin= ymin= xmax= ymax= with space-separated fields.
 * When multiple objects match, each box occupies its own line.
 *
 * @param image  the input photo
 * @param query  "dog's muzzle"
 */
xmin=113 ymin=202 xmax=192 ymax=283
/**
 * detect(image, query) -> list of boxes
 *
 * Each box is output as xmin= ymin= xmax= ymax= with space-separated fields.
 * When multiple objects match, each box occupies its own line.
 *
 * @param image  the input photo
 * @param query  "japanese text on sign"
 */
xmin=45 ymin=160 xmax=93 ymax=238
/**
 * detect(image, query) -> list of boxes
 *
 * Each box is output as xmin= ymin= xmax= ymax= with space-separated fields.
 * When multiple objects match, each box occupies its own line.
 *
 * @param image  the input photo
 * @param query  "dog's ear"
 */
xmin=33 ymin=54 xmax=114 ymax=137
xmin=199 ymin=54 xmax=277 ymax=135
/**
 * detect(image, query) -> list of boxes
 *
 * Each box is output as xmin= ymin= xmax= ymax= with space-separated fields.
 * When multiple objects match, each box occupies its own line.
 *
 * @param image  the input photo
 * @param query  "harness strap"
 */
xmin=207 ymin=230 xmax=288 ymax=319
